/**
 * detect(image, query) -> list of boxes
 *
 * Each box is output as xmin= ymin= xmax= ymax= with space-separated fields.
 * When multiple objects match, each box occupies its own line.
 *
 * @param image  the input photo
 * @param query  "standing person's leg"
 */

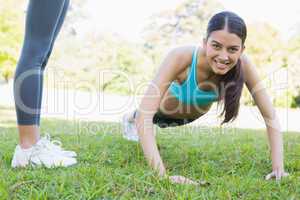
xmin=12 ymin=0 xmax=76 ymax=168
xmin=36 ymin=0 xmax=70 ymax=125
xmin=15 ymin=0 xmax=70 ymax=148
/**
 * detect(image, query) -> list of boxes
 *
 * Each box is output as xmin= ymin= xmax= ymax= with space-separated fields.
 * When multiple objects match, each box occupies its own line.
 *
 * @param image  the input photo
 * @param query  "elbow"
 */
xmin=264 ymin=114 xmax=281 ymax=132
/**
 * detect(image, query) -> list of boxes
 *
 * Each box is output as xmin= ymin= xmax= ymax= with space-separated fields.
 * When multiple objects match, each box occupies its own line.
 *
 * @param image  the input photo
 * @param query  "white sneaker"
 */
xmin=39 ymin=134 xmax=77 ymax=158
xmin=122 ymin=113 xmax=139 ymax=142
xmin=11 ymin=139 xmax=77 ymax=168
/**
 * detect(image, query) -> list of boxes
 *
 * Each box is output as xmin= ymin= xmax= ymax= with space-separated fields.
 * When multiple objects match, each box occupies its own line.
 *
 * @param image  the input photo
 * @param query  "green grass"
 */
xmin=0 ymin=106 xmax=299 ymax=199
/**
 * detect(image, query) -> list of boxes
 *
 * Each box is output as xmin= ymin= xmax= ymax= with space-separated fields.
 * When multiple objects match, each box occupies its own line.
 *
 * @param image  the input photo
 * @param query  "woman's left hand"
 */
xmin=169 ymin=175 xmax=199 ymax=185
xmin=265 ymin=169 xmax=289 ymax=181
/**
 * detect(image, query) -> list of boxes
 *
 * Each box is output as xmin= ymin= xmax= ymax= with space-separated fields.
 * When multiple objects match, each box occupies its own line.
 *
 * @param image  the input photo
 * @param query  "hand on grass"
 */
xmin=265 ymin=169 xmax=289 ymax=181
xmin=169 ymin=175 xmax=199 ymax=185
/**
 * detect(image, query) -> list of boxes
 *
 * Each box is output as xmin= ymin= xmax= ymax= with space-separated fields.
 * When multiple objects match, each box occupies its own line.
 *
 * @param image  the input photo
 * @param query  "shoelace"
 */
xmin=30 ymin=143 xmax=51 ymax=157
xmin=44 ymin=133 xmax=62 ymax=148
xmin=37 ymin=133 xmax=63 ymax=152
xmin=28 ymin=134 xmax=64 ymax=159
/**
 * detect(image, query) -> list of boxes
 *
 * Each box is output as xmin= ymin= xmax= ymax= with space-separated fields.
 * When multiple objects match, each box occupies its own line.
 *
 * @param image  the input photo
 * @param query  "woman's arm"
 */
xmin=241 ymin=55 xmax=288 ymax=180
xmin=136 ymin=47 xmax=192 ymax=177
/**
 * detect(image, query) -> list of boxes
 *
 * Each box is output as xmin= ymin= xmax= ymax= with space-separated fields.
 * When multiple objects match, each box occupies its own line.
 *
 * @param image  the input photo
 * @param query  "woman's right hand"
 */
xmin=168 ymin=175 xmax=199 ymax=185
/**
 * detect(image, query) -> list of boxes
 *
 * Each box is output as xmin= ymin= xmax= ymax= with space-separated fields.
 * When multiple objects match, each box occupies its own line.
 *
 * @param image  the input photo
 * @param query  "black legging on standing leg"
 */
xmin=14 ymin=0 xmax=70 ymax=125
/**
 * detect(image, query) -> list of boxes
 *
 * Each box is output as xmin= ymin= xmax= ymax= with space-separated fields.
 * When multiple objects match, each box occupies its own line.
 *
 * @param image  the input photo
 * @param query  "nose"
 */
xmin=218 ymin=50 xmax=229 ymax=61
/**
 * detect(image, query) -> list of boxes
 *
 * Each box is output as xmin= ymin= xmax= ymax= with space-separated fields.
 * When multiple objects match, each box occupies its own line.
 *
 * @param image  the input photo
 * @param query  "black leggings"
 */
xmin=153 ymin=111 xmax=196 ymax=128
xmin=14 ymin=0 xmax=69 ymax=125
xmin=134 ymin=111 xmax=196 ymax=128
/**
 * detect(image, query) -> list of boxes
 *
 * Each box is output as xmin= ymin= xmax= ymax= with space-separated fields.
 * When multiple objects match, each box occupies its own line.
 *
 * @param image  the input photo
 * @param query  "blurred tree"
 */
xmin=50 ymin=31 xmax=150 ymax=94
xmin=142 ymin=0 xmax=224 ymax=68
xmin=246 ymin=23 xmax=284 ymax=74
xmin=243 ymin=22 xmax=288 ymax=106
xmin=287 ymin=33 xmax=300 ymax=107
xmin=142 ymin=0 xmax=223 ymax=47
xmin=291 ymin=87 xmax=300 ymax=108
xmin=1 ymin=0 xmax=293 ymax=107
xmin=0 ymin=0 xmax=23 ymax=82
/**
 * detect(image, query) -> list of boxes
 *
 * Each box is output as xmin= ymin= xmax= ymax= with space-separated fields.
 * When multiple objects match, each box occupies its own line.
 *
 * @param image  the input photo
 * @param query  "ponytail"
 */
xmin=219 ymin=59 xmax=244 ymax=124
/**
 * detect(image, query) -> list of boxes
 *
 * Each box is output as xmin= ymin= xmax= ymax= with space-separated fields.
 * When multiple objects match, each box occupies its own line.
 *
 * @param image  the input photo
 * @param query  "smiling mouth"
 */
xmin=214 ymin=59 xmax=230 ymax=69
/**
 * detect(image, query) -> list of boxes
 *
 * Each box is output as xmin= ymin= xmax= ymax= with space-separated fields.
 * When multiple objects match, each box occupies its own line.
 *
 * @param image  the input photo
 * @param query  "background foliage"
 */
xmin=0 ymin=0 xmax=299 ymax=107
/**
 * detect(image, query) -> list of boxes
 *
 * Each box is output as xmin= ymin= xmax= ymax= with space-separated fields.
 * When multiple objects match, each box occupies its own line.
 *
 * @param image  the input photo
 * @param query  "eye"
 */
xmin=228 ymin=47 xmax=238 ymax=53
xmin=212 ymin=43 xmax=221 ymax=50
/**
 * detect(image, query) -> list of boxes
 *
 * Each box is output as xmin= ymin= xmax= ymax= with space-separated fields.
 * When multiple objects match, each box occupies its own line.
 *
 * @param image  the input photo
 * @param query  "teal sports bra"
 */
xmin=169 ymin=47 xmax=218 ymax=105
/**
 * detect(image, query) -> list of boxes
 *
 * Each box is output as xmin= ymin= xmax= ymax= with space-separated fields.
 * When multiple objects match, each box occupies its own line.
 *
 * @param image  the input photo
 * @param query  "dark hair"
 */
xmin=206 ymin=11 xmax=247 ymax=124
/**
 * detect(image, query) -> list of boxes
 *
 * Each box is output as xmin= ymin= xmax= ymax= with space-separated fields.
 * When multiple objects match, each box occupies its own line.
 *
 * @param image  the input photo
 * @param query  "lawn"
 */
xmin=0 ymin=106 xmax=299 ymax=199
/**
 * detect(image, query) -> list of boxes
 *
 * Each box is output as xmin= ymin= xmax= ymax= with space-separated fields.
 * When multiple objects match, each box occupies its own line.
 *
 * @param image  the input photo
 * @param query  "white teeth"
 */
xmin=214 ymin=60 xmax=227 ymax=69
xmin=214 ymin=59 xmax=229 ymax=64
xmin=214 ymin=60 xmax=230 ymax=66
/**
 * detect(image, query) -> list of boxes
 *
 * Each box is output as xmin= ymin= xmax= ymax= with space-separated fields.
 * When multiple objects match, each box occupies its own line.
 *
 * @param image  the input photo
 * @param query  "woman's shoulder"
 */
xmin=240 ymin=54 xmax=255 ymax=73
xmin=239 ymin=54 xmax=261 ymax=84
xmin=240 ymin=54 xmax=250 ymax=65
xmin=168 ymin=45 xmax=201 ymax=66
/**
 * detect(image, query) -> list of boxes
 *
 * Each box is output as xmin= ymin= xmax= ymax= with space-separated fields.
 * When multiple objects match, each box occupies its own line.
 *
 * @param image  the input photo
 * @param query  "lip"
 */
xmin=214 ymin=60 xmax=229 ymax=70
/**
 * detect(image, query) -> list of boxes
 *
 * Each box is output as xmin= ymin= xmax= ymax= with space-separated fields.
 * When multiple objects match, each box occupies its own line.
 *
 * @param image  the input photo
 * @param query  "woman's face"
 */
xmin=203 ymin=29 xmax=244 ymax=75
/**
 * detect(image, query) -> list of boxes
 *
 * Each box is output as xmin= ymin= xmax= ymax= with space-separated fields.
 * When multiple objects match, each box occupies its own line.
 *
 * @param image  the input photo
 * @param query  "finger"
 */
xmin=170 ymin=176 xmax=199 ymax=185
xmin=170 ymin=178 xmax=179 ymax=184
xmin=169 ymin=176 xmax=186 ymax=184
xmin=191 ymin=181 xmax=199 ymax=185
xmin=173 ymin=176 xmax=181 ymax=183
xmin=197 ymin=180 xmax=211 ymax=186
xmin=188 ymin=179 xmax=199 ymax=185
xmin=265 ymin=172 xmax=273 ymax=180
xmin=275 ymin=170 xmax=281 ymax=181
xmin=177 ymin=177 xmax=198 ymax=185
xmin=169 ymin=176 xmax=177 ymax=183
xmin=265 ymin=172 xmax=275 ymax=180
xmin=180 ymin=177 xmax=196 ymax=185
xmin=178 ymin=176 xmax=185 ymax=183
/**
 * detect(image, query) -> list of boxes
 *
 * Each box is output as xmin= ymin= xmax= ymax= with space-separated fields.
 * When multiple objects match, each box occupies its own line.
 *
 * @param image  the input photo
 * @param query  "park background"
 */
xmin=0 ymin=0 xmax=300 ymax=199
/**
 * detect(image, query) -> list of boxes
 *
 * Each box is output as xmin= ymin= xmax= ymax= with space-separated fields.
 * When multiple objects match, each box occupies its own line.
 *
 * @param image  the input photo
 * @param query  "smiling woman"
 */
xmin=122 ymin=11 xmax=289 ymax=184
